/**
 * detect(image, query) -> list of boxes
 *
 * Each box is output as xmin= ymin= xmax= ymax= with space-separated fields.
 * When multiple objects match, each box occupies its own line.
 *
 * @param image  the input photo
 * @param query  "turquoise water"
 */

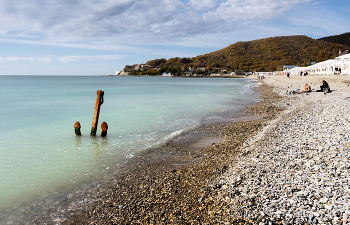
xmin=0 ymin=76 xmax=260 ymax=210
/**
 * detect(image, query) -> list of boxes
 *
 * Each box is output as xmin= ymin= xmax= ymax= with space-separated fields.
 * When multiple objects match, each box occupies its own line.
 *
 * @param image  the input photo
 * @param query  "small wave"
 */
xmin=206 ymin=116 xmax=222 ymax=120
xmin=125 ymin=153 xmax=134 ymax=159
xmin=163 ymin=129 xmax=184 ymax=140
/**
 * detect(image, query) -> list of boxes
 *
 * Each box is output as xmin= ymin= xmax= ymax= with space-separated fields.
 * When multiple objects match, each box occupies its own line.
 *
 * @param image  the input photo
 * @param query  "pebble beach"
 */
xmin=3 ymin=74 xmax=350 ymax=224
xmin=218 ymin=75 xmax=350 ymax=224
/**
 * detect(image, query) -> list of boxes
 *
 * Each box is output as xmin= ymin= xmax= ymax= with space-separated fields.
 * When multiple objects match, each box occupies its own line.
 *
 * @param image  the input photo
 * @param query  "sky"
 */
xmin=0 ymin=0 xmax=349 ymax=75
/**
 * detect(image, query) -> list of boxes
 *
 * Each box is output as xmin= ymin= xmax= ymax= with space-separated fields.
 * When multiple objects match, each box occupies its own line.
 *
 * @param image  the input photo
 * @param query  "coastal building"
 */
xmin=162 ymin=72 xmax=172 ymax=76
xmin=283 ymin=65 xmax=297 ymax=71
xmin=287 ymin=53 xmax=350 ymax=76
xmin=254 ymin=71 xmax=272 ymax=76
xmin=281 ymin=65 xmax=297 ymax=75
xmin=134 ymin=64 xmax=142 ymax=70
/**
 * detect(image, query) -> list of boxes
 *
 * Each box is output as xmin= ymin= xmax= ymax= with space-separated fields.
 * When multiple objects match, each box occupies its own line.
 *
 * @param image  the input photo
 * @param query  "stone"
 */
xmin=319 ymin=198 xmax=329 ymax=203
xmin=325 ymin=205 xmax=332 ymax=210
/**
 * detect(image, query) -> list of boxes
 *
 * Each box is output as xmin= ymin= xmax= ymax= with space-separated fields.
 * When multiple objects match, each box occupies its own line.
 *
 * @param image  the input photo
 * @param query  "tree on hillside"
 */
xmin=125 ymin=35 xmax=350 ymax=75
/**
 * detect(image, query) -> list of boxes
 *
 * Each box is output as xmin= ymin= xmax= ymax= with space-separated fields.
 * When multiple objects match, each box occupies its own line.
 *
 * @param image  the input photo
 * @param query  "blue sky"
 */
xmin=0 ymin=0 xmax=349 ymax=75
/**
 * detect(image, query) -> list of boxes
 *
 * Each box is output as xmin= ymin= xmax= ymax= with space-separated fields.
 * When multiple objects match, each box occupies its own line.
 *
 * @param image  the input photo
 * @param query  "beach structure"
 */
xmin=254 ymin=71 xmax=272 ymax=76
xmin=91 ymin=90 xmax=104 ymax=136
xmin=101 ymin=122 xmax=108 ymax=137
xmin=74 ymin=121 xmax=81 ymax=135
xmin=281 ymin=65 xmax=297 ymax=75
xmin=287 ymin=53 xmax=350 ymax=76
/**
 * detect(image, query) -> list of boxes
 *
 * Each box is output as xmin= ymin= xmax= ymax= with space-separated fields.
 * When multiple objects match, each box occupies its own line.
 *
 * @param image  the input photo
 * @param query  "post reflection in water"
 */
xmin=74 ymin=135 xmax=82 ymax=149
xmin=91 ymin=136 xmax=109 ymax=162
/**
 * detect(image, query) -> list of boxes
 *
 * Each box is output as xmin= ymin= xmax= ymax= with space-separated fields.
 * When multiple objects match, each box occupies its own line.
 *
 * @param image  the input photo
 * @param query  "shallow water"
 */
xmin=0 ymin=75 xmax=260 ymax=211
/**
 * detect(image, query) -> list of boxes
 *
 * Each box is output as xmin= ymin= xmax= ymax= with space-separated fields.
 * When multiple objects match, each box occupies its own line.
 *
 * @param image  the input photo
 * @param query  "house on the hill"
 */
xmin=134 ymin=64 xmax=142 ymax=70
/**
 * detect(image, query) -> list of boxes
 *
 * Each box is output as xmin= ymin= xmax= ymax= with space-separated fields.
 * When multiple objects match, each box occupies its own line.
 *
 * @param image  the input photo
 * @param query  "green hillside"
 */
xmin=125 ymin=35 xmax=349 ymax=75
xmin=189 ymin=35 xmax=348 ymax=72
xmin=318 ymin=32 xmax=350 ymax=47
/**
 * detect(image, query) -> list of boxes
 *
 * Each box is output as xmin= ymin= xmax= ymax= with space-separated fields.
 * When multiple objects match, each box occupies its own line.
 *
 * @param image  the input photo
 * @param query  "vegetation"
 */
xmin=318 ymin=32 xmax=350 ymax=47
xmin=122 ymin=35 xmax=350 ymax=76
xmin=190 ymin=35 xmax=348 ymax=72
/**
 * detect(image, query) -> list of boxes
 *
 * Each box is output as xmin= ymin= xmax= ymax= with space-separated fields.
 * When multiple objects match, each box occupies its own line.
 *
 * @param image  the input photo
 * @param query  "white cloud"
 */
xmin=0 ymin=54 xmax=128 ymax=63
xmin=188 ymin=0 xmax=217 ymax=11
xmin=0 ymin=0 xmax=316 ymax=45
xmin=311 ymin=1 xmax=327 ymax=5
xmin=58 ymin=54 xmax=128 ymax=62
xmin=206 ymin=0 xmax=313 ymax=25
xmin=0 ymin=56 xmax=52 ymax=63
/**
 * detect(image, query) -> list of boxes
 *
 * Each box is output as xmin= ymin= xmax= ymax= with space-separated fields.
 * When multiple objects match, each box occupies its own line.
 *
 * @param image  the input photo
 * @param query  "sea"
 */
xmin=0 ymin=75 xmax=260 ymax=215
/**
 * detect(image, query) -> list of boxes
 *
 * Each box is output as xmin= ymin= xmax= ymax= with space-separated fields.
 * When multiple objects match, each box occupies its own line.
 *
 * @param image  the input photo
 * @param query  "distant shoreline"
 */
xmin=103 ymin=74 xmax=250 ymax=78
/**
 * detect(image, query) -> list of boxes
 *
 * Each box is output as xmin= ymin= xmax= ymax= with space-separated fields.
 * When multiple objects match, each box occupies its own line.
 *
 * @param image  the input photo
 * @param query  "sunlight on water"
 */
xmin=0 ymin=75 xmax=260 ymax=210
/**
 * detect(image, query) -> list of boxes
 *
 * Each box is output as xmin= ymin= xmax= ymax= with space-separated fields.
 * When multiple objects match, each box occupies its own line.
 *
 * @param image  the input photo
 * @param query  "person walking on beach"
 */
xmin=287 ymin=72 xmax=290 ymax=78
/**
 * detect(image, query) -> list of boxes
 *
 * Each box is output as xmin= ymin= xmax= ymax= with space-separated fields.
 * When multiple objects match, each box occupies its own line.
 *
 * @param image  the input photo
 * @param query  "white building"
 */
xmin=287 ymin=53 xmax=350 ymax=76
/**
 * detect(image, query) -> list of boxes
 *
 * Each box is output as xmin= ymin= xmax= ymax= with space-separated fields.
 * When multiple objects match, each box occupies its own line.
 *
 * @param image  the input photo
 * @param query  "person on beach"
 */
xmin=299 ymin=84 xmax=311 ymax=93
xmin=319 ymin=80 xmax=330 ymax=92
xmin=287 ymin=72 xmax=290 ymax=78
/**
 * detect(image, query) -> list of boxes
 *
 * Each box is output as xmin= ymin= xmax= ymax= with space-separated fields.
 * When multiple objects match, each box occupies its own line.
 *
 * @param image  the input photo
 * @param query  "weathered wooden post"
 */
xmin=101 ymin=122 xmax=108 ymax=137
xmin=90 ymin=90 xmax=104 ymax=136
xmin=74 ymin=121 xmax=81 ymax=135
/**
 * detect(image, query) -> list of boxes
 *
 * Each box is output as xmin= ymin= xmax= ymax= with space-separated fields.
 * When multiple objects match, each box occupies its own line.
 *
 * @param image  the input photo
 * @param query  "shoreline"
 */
xmin=1 ymin=78 xmax=281 ymax=224
xmin=5 ymin=74 xmax=349 ymax=224
xmin=217 ymin=75 xmax=350 ymax=224
xmin=104 ymin=75 xmax=249 ymax=78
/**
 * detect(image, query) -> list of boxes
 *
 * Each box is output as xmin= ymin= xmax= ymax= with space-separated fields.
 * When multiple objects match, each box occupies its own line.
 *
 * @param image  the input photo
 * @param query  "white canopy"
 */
xmin=288 ymin=53 xmax=350 ymax=76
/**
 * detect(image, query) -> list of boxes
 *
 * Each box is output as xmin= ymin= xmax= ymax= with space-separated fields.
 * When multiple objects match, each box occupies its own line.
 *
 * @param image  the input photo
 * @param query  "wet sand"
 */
xmin=1 ymin=81 xmax=284 ymax=224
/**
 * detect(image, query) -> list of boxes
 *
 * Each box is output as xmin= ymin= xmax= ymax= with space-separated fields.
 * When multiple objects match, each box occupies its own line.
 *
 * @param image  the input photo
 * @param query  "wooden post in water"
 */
xmin=74 ymin=121 xmax=81 ymax=135
xmin=101 ymin=122 xmax=108 ymax=137
xmin=90 ymin=90 xmax=104 ymax=136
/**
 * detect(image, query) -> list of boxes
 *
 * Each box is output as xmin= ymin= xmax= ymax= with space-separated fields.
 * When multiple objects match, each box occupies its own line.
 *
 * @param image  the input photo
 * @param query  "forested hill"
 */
xmin=185 ymin=35 xmax=348 ymax=72
xmin=318 ymin=32 xmax=350 ymax=47
xmin=124 ymin=35 xmax=349 ymax=75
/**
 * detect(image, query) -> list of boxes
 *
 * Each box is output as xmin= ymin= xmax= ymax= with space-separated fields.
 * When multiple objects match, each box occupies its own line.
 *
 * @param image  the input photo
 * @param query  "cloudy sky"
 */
xmin=0 ymin=0 xmax=349 ymax=75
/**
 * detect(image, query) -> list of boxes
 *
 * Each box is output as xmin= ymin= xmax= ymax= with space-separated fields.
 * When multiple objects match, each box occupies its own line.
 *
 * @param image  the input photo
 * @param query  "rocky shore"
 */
xmin=217 ymin=75 xmax=350 ymax=224
xmin=2 ymin=80 xmax=281 ymax=224
xmin=4 ymin=75 xmax=350 ymax=224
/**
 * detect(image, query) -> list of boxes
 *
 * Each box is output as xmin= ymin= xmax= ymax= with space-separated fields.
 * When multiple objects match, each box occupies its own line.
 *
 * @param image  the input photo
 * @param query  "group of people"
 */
xmin=299 ymin=80 xmax=330 ymax=94
xmin=300 ymin=71 xmax=309 ymax=76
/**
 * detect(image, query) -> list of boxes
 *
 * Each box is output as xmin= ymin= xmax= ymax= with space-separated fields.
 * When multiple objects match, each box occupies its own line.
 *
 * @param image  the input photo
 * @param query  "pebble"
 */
xmin=217 ymin=77 xmax=350 ymax=223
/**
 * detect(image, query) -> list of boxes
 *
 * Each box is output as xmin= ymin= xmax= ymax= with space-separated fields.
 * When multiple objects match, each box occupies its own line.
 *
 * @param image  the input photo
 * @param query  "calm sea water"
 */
xmin=0 ymin=75 xmax=260 ymax=211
